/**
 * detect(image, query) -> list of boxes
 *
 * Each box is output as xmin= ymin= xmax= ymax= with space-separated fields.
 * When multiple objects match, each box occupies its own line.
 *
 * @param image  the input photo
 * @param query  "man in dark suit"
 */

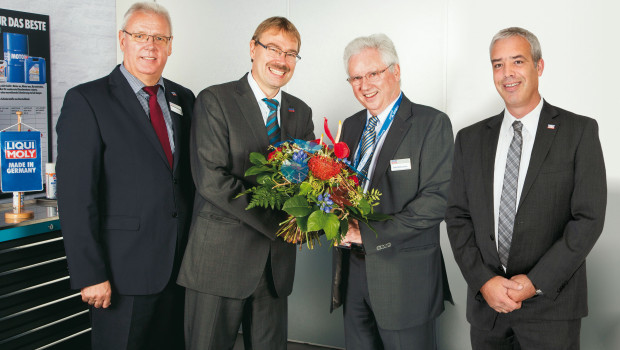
xmin=446 ymin=27 xmax=606 ymax=349
xmin=176 ymin=17 xmax=314 ymax=350
xmin=330 ymin=33 xmax=454 ymax=350
xmin=56 ymin=2 xmax=194 ymax=349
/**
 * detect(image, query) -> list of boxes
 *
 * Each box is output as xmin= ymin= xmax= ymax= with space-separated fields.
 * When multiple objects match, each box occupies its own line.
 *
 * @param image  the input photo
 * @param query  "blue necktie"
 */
xmin=262 ymin=98 xmax=280 ymax=145
xmin=358 ymin=115 xmax=379 ymax=186
xmin=498 ymin=121 xmax=523 ymax=268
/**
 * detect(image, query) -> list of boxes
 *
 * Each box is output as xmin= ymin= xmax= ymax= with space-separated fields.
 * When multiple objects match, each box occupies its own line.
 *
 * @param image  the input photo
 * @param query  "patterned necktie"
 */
xmin=143 ymin=85 xmax=173 ymax=168
xmin=358 ymin=115 xmax=379 ymax=186
xmin=498 ymin=120 xmax=523 ymax=268
xmin=262 ymin=98 xmax=280 ymax=145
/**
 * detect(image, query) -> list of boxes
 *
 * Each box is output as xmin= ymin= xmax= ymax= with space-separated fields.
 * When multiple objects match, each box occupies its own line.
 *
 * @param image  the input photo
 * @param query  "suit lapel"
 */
xmin=517 ymin=101 xmax=559 ymax=209
xmin=482 ymin=114 xmax=503 ymax=267
xmin=369 ymin=95 xmax=412 ymax=189
xmin=279 ymin=94 xmax=294 ymax=142
xmin=342 ymin=113 xmax=365 ymax=163
xmin=164 ymin=80 xmax=183 ymax=171
xmin=483 ymin=114 xmax=503 ymax=215
xmin=234 ymin=74 xmax=270 ymax=149
xmin=109 ymin=67 xmax=171 ymax=170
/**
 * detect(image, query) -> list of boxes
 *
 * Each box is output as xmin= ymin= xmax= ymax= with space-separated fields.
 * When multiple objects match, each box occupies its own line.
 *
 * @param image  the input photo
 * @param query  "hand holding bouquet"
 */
xmin=236 ymin=118 xmax=390 ymax=249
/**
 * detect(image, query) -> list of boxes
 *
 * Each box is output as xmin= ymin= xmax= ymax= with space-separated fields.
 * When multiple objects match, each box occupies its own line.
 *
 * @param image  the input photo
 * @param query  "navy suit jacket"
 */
xmin=57 ymin=65 xmax=195 ymax=295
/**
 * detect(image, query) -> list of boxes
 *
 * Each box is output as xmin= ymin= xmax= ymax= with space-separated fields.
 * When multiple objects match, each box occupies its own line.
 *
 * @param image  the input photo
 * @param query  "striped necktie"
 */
xmin=358 ymin=115 xmax=379 ymax=186
xmin=498 ymin=120 xmax=523 ymax=268
xmin=262 ymin=98 xmax=280 ymax=145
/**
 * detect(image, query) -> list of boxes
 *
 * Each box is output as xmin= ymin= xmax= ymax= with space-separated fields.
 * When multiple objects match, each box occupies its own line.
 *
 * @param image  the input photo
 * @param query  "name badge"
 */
xmin=169 ymin=102 xmax=183 ymax=116
xmin=390 ymin=158 xmax=411 ymax=171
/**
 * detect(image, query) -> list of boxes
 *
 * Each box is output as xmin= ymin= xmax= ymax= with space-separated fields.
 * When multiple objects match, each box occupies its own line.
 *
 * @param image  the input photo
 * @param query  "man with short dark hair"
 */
xmin=331 ymin=33 xmax=454 ymax=350
xmin=177 ymin=16 xmax=314 ymax=350
xmin=57 ymin=2 xmax=194 ymax=349
xmin=446 ymin=27 xmax=607 ymax=349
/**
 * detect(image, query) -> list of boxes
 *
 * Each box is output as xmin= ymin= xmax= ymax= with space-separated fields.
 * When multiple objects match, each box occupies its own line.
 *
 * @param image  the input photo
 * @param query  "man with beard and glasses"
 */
xmin=177 ymin=17 xmax=314 ymax=350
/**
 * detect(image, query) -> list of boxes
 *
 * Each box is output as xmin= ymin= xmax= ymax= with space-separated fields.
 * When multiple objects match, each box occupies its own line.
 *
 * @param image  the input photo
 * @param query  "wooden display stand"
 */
xmin=4 ymin=111 xmax=35 ymax=223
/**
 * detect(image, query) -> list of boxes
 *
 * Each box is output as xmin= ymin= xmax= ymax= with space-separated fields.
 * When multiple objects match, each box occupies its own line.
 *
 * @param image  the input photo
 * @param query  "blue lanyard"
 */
xmin=354 ymin=93 xmax=403 ymax=170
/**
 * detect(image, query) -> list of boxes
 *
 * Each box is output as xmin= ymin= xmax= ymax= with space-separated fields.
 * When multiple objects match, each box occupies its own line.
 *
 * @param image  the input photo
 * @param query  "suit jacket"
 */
xmin=57 ymin=65 xmax=195 ymax=295
xmin=445 ymin=100 xmax=607 ymax=330
xmin=177 ymin=74 xmax=314 ymax=299
xmin=331 ymin=94 xmax=454 ymax=330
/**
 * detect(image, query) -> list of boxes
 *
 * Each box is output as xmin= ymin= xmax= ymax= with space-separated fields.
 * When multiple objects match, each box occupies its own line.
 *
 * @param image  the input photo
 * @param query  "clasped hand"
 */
xmin=480 ymin=274 xmax=536 ymax=314
xmin=81 ymin=280 xmax=112 ymax=309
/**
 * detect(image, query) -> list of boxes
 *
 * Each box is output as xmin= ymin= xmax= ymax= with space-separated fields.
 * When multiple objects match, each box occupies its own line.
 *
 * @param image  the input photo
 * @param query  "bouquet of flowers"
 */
xmin=236 ymin=118 xmax=390 ymax=249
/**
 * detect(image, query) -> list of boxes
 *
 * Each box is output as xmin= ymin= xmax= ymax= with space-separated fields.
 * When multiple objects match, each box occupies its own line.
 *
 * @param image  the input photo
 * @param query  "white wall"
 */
xmin=2 ymin=0 xmax=117 ymax=160
xmin=113 ymin=0 xmax=619 ymax=349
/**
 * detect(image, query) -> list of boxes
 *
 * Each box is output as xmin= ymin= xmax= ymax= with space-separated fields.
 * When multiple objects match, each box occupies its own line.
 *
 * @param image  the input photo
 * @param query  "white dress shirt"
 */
xmin=248 ymin=72 xmax=282 ymax=126
xmin=493 ymin=98 xmax=544 ymax=255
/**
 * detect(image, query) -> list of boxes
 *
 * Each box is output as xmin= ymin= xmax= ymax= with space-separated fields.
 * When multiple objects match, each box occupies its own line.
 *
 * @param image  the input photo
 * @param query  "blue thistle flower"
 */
xmin=292 ymin=150 xmax=308 ymax=164
xmin=317 ymin=193 xmax=334 ymax=213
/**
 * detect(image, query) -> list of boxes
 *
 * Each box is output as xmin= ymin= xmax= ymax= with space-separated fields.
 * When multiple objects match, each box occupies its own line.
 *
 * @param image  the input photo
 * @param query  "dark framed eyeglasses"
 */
xmin=255 ymin=40 xmax=301 ymax=62
xmin=123 ymin=30 xmax=171 ymax=45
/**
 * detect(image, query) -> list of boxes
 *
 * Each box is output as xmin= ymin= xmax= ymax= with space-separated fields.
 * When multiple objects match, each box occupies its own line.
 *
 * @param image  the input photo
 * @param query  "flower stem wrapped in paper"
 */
xmin=236 ymin=118 xmax=390 ymax=249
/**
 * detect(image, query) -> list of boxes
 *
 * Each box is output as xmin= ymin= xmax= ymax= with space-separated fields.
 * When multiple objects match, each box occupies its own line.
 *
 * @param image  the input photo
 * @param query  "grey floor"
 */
xmin=233 ymin=333 xmax=341 ymax=349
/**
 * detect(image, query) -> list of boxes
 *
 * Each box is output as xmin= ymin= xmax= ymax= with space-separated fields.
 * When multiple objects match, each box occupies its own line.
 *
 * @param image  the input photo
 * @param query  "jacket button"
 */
xmin=490 ymin=234 xmax=495 ymax=241
xmin=173 ymin=178 xmax=178 ymax=184
xmin=172 ymin=212 xmax=178 ymax=218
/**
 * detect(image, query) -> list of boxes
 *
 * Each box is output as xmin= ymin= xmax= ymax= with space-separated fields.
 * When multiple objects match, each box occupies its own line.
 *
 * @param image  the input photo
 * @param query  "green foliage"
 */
xmin=236 ymin=140 xmax=392 ymax=249
xmin=245 ymin=186 xmax=289 ymax=210
xmin=307 ymin=210 xmax=328 ymax=232
xmin=323 ymin=214 xmax=341 ymax=240
xmin=256 ymin=173 xmax=274 ymax=185
xmin=249 ymin=152 xmax=267 ymax=165
xmin=245 ymin=165 xmax=272 ymax=176
xmin=298 ymin=182 xmax=312 ymax=196
xmin=296 ymin=215 xmax=309 ymax=232
xmin=357 ymin=198 xmax=371 ymax=216
xmin=283 ymin=196 xmax=313 ymax=217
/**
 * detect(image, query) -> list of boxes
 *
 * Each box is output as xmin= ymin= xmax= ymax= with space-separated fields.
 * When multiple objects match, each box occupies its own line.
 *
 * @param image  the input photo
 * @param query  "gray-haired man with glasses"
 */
xmin=330 ymin=33 xmax=454 ymax=350
xmin=177 ymin=16 xmax=313 ymax=350
xmin=57 ymin=2 xmax=195 ymax=349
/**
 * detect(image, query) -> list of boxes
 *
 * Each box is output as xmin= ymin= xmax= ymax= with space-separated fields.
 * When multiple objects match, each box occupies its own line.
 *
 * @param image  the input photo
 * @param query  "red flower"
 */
xmin=268 ymin=147 xmax=282 ymax=161
xmin=334 ymin=142 xmax=350 ymax=159
xmin=348 ymin=175 xmax=359 ymax=186
xmin=308 ymin=156 xmax=343 ymax=180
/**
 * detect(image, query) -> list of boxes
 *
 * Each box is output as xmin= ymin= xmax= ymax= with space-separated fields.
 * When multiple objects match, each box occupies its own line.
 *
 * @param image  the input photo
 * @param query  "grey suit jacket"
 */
xmin=331 ymin=94 xmax=454 ymax=330
xmin=177 ymin=74 xmax=314 ymax=299
xmin=446 ymin=100 xmax=607 ymax=330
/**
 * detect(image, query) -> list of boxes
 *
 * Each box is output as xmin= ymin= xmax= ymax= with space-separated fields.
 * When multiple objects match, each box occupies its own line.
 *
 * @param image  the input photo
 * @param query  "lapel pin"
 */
xmin=171 ymin=91 xmax=177 ymax=96
xmin=288 ymin=107 xmax=295 ymax=112
xmin=547 ymin=124 xmax=556 ymax=130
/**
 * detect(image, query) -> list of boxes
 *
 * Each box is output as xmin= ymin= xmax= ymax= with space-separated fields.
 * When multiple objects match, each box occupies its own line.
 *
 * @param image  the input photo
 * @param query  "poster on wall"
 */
xmin=0 ymin=9 xmax=49 ymax=195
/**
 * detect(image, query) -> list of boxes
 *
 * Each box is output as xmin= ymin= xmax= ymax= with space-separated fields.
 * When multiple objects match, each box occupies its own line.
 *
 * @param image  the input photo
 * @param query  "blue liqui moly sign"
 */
xmin=0 ymin=131 xmax=43 ymax=192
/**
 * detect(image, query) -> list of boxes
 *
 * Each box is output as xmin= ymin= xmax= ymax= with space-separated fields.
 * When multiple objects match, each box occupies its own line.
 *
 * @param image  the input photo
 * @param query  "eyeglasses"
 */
xmin=255 ymin=40 xmax=301 ymax=62
xmin=123 ymin=30 xmax=171 ymax=45
xmin=347 ymin=64 xmax=393 ymax=86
